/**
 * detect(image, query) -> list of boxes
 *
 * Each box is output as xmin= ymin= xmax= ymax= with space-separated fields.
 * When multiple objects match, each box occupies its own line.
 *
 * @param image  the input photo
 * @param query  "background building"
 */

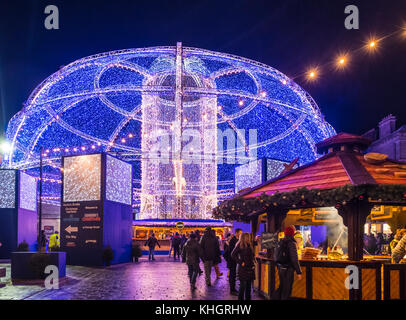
xmin=363 ymin=114 xmax=406 ymax=161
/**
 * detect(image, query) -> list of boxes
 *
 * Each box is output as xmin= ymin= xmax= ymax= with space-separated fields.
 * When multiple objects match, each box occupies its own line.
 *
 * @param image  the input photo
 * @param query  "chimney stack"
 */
xmin=378 ymin=114 xmax=396 ymax=139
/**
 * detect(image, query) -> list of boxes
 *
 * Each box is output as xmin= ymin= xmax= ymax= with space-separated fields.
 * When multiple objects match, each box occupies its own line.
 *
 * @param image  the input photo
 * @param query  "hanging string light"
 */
xmin=306 ymin=68 xmax=319 ymax=81
xmin=295 ymin=25 xmax=406 ymax=83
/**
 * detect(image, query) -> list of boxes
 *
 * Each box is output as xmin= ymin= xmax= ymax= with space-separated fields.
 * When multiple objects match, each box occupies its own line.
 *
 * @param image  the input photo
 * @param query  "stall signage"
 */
xmin=176 ymin=221 xmax=185 ymax=230
xmin=370 ymin=205 xmax=393 ymax=220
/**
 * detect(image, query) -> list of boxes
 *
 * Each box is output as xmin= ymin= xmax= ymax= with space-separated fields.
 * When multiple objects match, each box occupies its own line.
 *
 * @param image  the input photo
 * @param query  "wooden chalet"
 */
xmin=214 ymin=133 xmax=406 ymax=300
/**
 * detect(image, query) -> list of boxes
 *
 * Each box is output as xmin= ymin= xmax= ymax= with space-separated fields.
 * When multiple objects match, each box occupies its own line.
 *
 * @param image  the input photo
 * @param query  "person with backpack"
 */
xmin=199 ymin=227 xmax=220 ymax=286
xmin=145 ymin=233 xmax=160 ymax=261
xmin=273 ymin=225 xmax=302 ymax=300
xmin=231 ymin=232 xmax=256 ymax=300
xmin=182 ymin=233 xmax=203 ymax=290
xmin=172 ymin=232 xmax=182 ymax=261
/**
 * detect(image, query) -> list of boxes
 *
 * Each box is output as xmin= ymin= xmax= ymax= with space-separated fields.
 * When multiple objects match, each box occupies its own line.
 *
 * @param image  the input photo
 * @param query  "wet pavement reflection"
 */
xmin=0 ymin=256 xmax=263 ymax=300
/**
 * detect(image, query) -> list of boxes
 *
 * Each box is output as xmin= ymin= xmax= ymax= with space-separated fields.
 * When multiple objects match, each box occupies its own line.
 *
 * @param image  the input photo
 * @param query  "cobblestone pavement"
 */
xmin=0 ymin=257 xmax=263 ymax=300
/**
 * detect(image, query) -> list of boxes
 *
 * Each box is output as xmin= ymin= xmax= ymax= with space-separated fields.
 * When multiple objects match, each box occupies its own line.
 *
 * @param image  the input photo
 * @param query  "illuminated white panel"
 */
xmin=106 ymin=155 xmax=132 ymax=205
xmin=0 ymin=170 xmax=16 ymax=208
xmin=234 ymin=159 xmax=263 ymax=193
xmin=63 ymin=154 xmax=101 ymax=202
xmin=19 ymin=172 xmax=37 ymax=211
xmin=266 ymin=159 xmax=297 ymax=180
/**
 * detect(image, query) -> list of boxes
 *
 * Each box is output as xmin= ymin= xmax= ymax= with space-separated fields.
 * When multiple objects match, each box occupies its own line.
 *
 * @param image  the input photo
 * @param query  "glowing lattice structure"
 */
xmin=3 ymin=43 xmax=335 ymax=219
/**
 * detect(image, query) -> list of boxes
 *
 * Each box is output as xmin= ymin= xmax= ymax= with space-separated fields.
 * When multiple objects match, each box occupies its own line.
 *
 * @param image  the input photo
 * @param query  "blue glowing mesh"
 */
xmin=4 ymin=46 xmax=335 ymax=205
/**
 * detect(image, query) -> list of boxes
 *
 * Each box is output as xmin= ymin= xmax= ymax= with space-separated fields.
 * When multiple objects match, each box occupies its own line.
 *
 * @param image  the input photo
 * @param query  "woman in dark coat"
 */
xmin=213 ymin=233 xmax=223 ymax=278
xmin=231 ymin=232 xmax=256 ymax=300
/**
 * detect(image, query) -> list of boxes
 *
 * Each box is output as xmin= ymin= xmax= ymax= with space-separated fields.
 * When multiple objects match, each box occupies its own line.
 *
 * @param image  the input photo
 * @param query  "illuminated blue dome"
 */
xmin=4 ymin=44 xmax=335 ymax=208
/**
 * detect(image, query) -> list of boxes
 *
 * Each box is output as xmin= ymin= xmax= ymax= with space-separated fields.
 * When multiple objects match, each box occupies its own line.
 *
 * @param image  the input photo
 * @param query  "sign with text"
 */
xmin=61 ymin=201 xmax=103 ymax=249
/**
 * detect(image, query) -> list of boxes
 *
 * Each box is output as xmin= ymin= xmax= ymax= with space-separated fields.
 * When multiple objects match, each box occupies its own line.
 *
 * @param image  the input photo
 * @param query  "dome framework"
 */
xmin=3 ymin=43 xmax=335 ymax=218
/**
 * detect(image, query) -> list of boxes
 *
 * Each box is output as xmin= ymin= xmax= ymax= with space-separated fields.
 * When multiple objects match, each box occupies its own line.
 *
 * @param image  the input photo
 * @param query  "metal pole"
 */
xmin=38 ymin=147 xmax=43 ymax=251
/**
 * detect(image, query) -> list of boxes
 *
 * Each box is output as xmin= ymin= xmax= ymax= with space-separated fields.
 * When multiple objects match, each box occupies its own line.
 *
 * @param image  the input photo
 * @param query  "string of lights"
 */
xmin=293 ymin=25 xmax=406 ymax=82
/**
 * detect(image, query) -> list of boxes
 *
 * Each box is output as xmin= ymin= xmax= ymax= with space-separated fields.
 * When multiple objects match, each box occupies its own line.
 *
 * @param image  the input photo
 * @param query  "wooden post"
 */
xmin=265 ymin=210 xmax=288 ymax=258
xmin=338 ymin=200 xmax=373 ymax=261
xmin=266 ymin=212 xmax=274 ymax=233
xmin=266 ymin=209 xmax=288 ymax=234
xmin=251 ymin=216 xmax=259 ymax=242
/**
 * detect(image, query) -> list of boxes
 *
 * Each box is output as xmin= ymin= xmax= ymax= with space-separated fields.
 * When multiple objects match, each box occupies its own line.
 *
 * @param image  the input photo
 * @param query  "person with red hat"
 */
xmin=272 ymin=225 xmax=302 ymax=300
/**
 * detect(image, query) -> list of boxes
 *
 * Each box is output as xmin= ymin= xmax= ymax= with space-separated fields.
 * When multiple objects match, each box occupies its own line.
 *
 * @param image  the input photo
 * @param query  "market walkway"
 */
xmin=0 ymin=257 xmax=263 ymax=300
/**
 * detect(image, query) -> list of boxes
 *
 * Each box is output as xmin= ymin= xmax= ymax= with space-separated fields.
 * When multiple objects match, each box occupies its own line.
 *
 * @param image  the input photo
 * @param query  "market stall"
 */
xmin=213 ymin=133 xmax=406 ymax=300
xmin=133 ymin=219 xmax=232 ymax=254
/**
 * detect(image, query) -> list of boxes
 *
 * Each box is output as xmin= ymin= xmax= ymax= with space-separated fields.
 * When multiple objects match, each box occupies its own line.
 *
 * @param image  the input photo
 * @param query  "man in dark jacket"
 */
xmin=145 ymin=233 xmax=160 ymax=261
xmin=182 ymin=233 xmax=203 ymax=290
xmin=226 ymin=228 xmax=242 ymax=294
xmin=273 ymin=226 xmax=302 ymax=300
xmin=172 ymin=232 xmax=182 ymax=261
xmin=199 ymin=227 xmax=220 ymax=286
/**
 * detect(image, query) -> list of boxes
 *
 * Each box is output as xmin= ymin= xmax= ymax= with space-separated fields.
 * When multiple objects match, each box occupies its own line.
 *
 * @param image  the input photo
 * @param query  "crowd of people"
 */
xmin=142 ymin=227 xmax=255 ymax=300
xmin=38 ymin=230 xmax=60 ymax=252
xmin=363 ymin=232 xmax=395 ymax=255
xmin=139 ymin=226 xmax=406 ymax=301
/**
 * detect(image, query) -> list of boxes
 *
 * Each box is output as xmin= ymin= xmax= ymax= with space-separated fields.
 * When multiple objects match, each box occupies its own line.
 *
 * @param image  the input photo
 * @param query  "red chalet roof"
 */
xmin=241 ymin=133 xmax=406 ymax=199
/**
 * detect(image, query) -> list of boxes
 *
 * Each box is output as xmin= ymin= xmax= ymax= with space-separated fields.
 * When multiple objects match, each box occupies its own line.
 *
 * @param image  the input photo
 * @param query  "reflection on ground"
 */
xmin=0 ymin=256 xmax=263 ymax=300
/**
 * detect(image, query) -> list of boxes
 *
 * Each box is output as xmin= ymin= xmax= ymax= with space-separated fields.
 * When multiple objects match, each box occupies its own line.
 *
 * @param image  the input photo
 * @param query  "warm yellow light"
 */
xmin=336 ymin=54 xmax=348 ymax=69
xmin=308 ymin=71 xmax=317 ymax=79
xmin=368 ymin=40 xmax=377 ymax=49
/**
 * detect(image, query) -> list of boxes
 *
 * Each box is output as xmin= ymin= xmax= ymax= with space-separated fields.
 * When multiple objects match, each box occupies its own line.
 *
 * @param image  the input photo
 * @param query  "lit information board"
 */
xmin=19 ymin=172 xmax=37 ymax=211
xmin=63 ymin=154 xmax=101 ymax=202
xmin=234 ymin=159 xmax=262 ymax=193
xmin=234 ymin=158 xmax=294 ymax=193
xmin=106 ymin=155 xmax=132 ymax=205
xmin=0 ymin=170 xmax=16 ymax=208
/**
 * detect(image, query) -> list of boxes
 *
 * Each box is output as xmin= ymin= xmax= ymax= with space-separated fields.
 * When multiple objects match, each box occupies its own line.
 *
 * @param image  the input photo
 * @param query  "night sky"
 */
xmin=1 ymin=0 xmax=406 ymax=136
